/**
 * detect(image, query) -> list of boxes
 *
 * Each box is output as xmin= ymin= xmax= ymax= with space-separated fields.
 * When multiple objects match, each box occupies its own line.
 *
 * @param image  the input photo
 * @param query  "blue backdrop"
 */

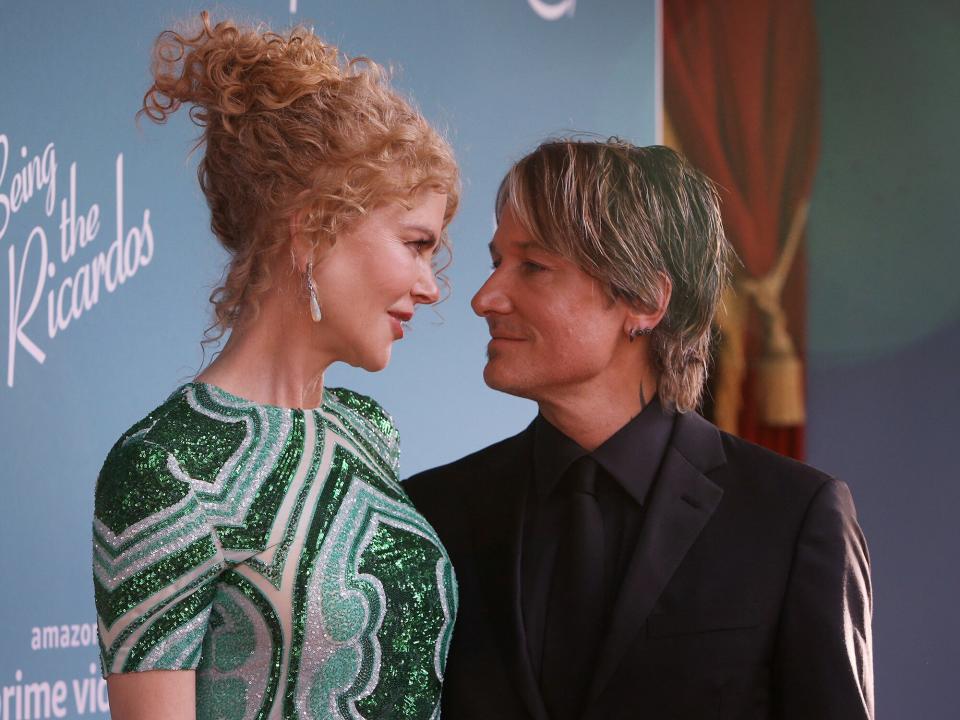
xmin=0 ymin=1 xmax=657 ymax=716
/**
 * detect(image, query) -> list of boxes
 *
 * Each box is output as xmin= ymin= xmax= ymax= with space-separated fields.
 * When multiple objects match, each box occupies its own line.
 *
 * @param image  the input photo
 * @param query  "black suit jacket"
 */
xmin=405 ymin=411 xmax=873 ymax=720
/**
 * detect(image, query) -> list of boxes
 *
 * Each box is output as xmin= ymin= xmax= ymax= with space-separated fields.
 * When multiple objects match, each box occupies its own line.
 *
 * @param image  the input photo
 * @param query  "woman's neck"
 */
xmin=196 ymin=295 xmax=333 ymax=409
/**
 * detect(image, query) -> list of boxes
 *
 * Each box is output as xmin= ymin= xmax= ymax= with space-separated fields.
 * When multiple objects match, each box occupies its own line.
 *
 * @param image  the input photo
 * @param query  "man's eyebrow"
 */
xmin=487 ymin=240 xmax=539 ymax=255
xmin=400 ymin=223 xmax=439 ymax=244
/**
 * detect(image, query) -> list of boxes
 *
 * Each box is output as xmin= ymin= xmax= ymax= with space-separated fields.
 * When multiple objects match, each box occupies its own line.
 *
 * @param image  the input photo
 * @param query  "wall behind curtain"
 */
xmin=807 ymin=0 xmax=960 ymax=716
xmin=0 ymin=1 xmax=657 ymax=714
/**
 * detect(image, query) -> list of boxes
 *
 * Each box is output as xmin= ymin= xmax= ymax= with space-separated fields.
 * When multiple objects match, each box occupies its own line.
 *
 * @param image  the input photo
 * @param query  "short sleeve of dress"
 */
xmin=93 ymin=432 xmax=225 ymax=676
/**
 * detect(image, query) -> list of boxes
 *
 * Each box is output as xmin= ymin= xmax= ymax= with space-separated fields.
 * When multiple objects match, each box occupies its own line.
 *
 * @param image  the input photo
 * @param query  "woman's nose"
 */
xmin=413 ymin=265 xmax=441 ymax=305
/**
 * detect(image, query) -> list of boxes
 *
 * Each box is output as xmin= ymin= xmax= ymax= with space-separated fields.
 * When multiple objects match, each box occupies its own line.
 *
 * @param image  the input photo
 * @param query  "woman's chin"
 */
xmin=356 ymin=345 xmax=393 ymax=373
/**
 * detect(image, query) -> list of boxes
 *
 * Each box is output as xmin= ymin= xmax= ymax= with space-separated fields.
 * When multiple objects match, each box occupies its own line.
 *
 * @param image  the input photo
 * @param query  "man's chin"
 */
xmin=482 ymin=362 xmax=535 ymax=399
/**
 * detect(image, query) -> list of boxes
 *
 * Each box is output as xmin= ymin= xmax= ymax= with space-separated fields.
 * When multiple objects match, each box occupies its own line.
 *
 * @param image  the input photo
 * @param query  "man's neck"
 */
xmin=536 ymin=369 xmax=658 ymax=451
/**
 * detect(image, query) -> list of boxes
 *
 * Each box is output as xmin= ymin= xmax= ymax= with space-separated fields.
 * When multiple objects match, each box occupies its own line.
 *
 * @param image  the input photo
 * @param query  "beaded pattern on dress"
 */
xmin=93 ymin=383 xmax=457 ymax=719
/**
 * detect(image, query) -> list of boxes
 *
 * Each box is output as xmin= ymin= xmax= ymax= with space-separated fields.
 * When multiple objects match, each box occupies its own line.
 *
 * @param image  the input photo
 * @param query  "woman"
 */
xmin=93 ymin=12 xmax=459 ymax=719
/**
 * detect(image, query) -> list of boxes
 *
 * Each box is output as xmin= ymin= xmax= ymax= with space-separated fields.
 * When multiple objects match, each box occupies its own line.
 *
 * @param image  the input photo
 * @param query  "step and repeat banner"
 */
xmin=0 ymin=1 xmax=656 ymax=716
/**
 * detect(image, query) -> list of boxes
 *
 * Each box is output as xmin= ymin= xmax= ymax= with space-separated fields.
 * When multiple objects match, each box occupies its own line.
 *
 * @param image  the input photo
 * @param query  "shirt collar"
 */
xmin=533 ymin=395 xmax=675 ymax=506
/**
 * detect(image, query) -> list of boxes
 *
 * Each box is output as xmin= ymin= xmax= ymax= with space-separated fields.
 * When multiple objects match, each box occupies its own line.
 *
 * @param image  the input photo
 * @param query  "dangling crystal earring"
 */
xmin=305 ymin=261 xmax=322 ymax=322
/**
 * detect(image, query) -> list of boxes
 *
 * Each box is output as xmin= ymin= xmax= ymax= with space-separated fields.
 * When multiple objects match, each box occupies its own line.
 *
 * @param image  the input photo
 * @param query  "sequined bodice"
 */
xmin=94 ymin=383 xmax=457 ymax=719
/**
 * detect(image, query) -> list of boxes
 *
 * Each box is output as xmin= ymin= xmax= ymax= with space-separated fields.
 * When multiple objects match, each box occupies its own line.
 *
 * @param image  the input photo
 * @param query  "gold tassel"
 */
xmin=740 ymin=201 xmax=809 ymax=426
xmin=713 ymin=282 xmax=749 ymax=434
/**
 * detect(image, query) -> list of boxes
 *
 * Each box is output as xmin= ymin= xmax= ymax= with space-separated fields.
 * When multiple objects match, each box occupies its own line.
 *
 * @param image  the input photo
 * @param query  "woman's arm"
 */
xmin=106 ymin=670 xmax=196 ymax=720
xmin=95 ymin=433 xmax=223 ymax=718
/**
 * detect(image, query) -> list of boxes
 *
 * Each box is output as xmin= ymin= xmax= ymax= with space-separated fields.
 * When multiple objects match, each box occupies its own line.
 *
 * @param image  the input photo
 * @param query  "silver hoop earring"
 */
xmin=305 ymin=261 xmax=323 ymax=322
xmin=628 ymin=327 xmax=652 ymax=342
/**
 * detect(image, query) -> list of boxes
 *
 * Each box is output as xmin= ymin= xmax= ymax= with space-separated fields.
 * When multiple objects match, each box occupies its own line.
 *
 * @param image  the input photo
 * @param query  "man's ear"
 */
xmin=623 ymin=273 xmax=672 ymax=336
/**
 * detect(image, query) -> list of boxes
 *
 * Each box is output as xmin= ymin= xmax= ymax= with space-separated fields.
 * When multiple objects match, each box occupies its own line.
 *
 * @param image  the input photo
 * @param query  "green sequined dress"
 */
xmin=93 ymin=383 xmax=457 ymax=719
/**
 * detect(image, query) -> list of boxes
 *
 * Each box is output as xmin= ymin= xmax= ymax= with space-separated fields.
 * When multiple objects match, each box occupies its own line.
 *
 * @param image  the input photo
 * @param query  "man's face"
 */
xmin=471 ymin=207 xmax=628 ymax=402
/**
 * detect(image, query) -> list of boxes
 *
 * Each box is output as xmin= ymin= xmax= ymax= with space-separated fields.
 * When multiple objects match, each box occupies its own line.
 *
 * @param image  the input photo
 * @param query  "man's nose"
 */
xmin=471 ymin=272 xmax=511 ymax=316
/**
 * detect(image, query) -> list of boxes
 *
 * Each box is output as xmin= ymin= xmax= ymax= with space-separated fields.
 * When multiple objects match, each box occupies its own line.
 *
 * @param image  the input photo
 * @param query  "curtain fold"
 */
xmin=664 ymin=0 xmax=820 ymax=460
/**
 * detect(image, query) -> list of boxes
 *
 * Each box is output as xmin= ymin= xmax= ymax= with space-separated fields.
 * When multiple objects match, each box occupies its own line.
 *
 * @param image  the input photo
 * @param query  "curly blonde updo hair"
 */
xmin=141 ymin=11 xmax=460 ymax=337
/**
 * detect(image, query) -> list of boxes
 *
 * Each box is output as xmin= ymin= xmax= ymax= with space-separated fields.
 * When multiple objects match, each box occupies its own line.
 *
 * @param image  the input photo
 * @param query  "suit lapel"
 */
xmin=586 ymin=412 xmax=726 ymax=706
xmin=468 ymin=425 xmax=548 ymax=720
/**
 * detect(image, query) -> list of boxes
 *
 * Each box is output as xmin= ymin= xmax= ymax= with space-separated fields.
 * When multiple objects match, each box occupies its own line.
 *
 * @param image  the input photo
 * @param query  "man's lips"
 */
xmin=487 ymin=324 xmax=527 ymax=342
xmin=488 ymin=333 xmax=528 ymax=349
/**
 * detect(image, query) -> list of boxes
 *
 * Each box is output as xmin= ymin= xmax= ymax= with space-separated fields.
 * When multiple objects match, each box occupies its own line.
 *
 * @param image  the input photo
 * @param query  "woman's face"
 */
xmin=310 ymin=190 xmax=447 ymax=372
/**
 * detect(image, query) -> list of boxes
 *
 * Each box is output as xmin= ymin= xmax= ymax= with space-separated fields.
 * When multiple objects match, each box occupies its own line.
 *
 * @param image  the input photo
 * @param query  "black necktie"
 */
xmin=541 ymin=456 xmax=605 ymax=720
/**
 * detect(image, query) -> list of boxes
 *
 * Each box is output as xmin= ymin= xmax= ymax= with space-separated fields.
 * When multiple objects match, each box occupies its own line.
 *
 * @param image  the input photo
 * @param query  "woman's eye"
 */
xmin=408 ymin=239 xmax=434 ymax=254
xmin=522 ymin=261 xmax=546 ymax=273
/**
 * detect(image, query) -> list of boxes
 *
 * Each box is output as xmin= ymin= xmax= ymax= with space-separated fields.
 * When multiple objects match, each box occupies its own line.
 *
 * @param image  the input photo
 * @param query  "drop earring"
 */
xmin=305 ymin=261 xmax=323 ymax=322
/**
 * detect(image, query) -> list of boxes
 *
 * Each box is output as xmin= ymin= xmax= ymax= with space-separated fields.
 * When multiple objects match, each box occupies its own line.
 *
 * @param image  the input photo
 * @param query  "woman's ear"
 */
xmin=288 ymin=212 xmax=313 ymax=273
xmin=623 ymin=273 xmax=672 ymax=337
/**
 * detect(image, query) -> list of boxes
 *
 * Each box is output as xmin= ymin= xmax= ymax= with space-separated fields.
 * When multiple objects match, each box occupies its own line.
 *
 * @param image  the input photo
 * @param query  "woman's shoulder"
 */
xmin=324 ymin=387 xmax=399 ymax=440
xmin=97 ymin=384 xmax=191 ymax=475
xmin=101 ymin=383 xmax=241 ymax=459
xmin=322 ymin=387 xmax=401 ymax=475
xmin=94 ymin=385 xmax=196 ymax=535
xmin=94 ymin=384 xmax=250 ymax=519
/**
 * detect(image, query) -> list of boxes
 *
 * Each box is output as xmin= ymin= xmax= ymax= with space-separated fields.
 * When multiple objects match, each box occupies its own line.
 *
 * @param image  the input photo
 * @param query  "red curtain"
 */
xmin=664 ymin=0 xmax=820 ymax=460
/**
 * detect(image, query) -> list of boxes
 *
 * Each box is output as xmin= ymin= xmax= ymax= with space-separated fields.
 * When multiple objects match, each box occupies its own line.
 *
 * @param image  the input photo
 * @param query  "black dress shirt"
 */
xmin=522 ymin=396 xmax=675 ymax=682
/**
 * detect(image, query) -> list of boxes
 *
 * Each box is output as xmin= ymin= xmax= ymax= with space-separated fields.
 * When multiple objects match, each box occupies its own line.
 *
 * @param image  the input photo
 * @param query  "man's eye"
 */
xmin=490 ymin=259 xmax=501 ymax=269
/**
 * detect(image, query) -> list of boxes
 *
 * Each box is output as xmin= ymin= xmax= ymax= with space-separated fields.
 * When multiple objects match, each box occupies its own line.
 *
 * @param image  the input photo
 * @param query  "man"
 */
xmin=405 ymin=140 xmax=873 ymax=720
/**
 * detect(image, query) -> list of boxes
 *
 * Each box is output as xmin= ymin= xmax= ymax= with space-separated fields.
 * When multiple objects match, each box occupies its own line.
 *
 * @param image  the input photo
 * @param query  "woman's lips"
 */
xmin=388 ymin=311 xmax=412 ymax=340
xmin=389 ymin=316 xmax=404 ymax=339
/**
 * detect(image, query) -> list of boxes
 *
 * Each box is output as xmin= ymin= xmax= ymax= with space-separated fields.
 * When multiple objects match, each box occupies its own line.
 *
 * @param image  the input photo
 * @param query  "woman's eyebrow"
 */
xmin=399 ymin=223 xmax=439 ymax=244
